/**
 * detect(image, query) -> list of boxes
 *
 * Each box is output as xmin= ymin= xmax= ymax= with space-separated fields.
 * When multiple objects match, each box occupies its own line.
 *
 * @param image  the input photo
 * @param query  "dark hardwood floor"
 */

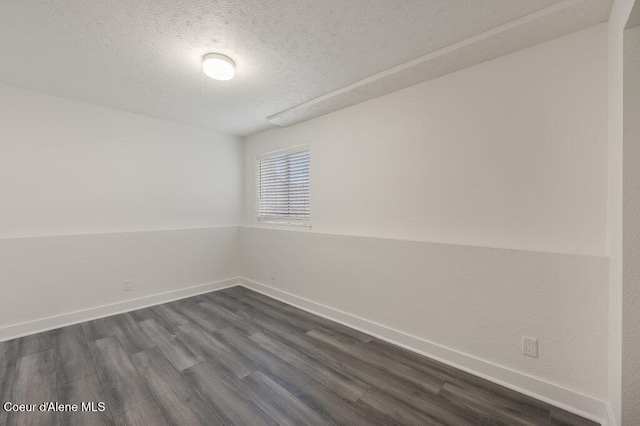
xmin=0 ymin=286 xmax=598 ymax=425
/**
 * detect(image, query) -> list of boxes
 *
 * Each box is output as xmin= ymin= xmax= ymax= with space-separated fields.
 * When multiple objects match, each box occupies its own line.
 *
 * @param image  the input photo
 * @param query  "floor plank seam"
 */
xmin=86 ymin=332 xmax=119 ymax=424
xmin=2 ymin=286 xmax=600 ymax=426
xmin=353 ymin=387 xmax=370 ymax=403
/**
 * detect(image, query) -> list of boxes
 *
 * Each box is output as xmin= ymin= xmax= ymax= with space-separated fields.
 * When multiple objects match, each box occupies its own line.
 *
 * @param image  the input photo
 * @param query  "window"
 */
xmin=256 ymin=147 xmax=310 ymax=226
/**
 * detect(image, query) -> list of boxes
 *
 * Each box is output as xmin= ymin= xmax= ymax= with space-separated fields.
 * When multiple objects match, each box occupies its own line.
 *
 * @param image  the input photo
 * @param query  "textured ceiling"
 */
xmin=0 ymin=0 xmax=610 ymax=136
xmin=268 ymin=0 xmax=614 ymax=127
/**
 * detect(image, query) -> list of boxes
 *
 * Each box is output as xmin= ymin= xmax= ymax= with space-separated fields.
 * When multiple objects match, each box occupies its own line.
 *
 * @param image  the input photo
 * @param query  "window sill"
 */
xmin=253 ymin=222 xmax=312 ymax=230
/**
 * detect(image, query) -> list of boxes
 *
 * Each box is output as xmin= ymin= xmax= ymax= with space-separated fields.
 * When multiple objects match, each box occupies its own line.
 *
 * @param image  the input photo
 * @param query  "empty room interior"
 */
xmin=1 ymin=0 xmax=639 ymax=425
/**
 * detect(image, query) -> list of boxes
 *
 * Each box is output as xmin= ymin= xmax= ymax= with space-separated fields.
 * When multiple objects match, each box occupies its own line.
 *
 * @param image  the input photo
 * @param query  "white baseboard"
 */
xmin=239 ymin=277 xmax=610 ymax=425
xmin=0 ymin=277 xmax=241 ymax=342
xmin=0 ymin=274 xmax=610 ymax=424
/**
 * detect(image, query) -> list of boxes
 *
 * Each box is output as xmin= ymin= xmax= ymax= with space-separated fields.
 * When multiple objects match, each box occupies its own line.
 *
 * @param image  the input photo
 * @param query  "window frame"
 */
xmin=255 ymin=145 xmax=311 ymax=228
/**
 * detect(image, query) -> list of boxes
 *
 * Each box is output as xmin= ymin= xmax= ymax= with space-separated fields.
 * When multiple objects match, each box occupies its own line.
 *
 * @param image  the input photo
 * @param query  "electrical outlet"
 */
xmin=522 ymin=336 xmax=538 ymax=358
xmin=123 ymin=279 xmax=133 ymax=292
xmin=269 ymin=269 xmax=276 ymax=281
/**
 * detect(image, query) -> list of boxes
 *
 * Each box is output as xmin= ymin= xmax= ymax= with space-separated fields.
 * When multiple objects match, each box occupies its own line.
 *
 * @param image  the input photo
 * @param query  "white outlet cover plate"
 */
xmin=522 ymin=336 xmax=538 ymax=358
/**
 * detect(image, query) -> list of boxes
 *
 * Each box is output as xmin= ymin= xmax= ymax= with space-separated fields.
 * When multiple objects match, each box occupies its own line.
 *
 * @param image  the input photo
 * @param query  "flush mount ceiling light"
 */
xmin=202 ymin=53 xmax=235 ymax=81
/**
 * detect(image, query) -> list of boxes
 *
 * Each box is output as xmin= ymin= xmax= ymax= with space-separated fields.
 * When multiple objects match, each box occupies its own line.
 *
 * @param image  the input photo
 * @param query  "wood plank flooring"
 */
xmin=0 ymin=286 xmax=598 ymax=425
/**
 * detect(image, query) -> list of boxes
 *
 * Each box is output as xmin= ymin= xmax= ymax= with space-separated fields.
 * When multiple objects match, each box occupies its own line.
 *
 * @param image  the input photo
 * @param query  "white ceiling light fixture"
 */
xmin=203 ymin=53 xmax=235 ymax=81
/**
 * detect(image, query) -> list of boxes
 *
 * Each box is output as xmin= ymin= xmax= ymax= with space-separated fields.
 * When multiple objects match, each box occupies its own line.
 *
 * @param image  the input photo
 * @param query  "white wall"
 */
xmin=0 ymin=84 xmax=242 ymax=238
xmin=240 ymin=227 xmax=608 ymax=400
xmin=242 ymin=24 xmax=610 ymax=413
xmin=608 ymin=0 xmax=639 ymax=424
xmin=623 ymin=18 xmax=640 ymax=426
xmin=0 ymin=227 xmax=239 ymax=340
xmin=245 ymin=25 xmax=608 ymax=257
xmin=0 ymin=84 xmax=243 ymax=337
xmin=607 ymin=0 xmax=625 ymax=419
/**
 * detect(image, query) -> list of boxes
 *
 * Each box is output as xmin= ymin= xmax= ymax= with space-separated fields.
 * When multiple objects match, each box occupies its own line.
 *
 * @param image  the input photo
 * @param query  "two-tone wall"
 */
xmin=0 ymin=20 xmax=617 ymax=424
xmin=0 ymin=84 xmax=243 ymax=339
xmin=242 ymin=24 xmax=610 ymax=420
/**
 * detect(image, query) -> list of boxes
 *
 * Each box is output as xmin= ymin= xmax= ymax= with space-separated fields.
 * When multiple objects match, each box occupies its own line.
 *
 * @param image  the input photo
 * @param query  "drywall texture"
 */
xmin=244 ymin=24 xmax=608 ymax=256
xmin=239 ymin=226 xmax=609 ymax=399
xmin=242 ymin=24 xmax=610 ymax=402
xmin=0 ymin=227 xmax=240 ymax=332
xmin=0 ymin=83 xmax=243 ymax=238
xmin=623 ymin=23 xmax=640 ymax=426
xmin=608 ymin=0 xmax=639 ymax=423
xmin=0 ymin=84 xmax=243 ymax=337
xmin=607 ymin=8 xmax=625 ymax=424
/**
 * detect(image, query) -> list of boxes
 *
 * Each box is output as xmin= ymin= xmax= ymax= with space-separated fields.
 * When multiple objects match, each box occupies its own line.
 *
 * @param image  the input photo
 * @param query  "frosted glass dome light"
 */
xmin=203 ymin=53 xmax=235 ymax=81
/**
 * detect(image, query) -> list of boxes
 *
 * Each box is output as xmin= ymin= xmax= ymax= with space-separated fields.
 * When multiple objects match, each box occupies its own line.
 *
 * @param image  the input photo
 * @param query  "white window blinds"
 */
xmin=257 ymin=148 xmax=310 ymax=226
